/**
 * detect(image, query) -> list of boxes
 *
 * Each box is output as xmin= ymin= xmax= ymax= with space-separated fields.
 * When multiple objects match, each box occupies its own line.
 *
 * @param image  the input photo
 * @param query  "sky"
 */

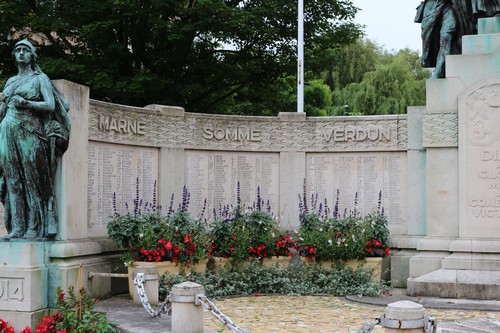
xmin=350 ymin=0 xmax=423 ymax=53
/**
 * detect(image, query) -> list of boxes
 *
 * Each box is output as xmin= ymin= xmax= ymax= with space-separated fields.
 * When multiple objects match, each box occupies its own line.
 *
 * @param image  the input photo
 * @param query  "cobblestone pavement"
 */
xmin=95 ymin=292 xmax=500 ymax=333
xmin=203 ymin=295 xmax=500 ymax=333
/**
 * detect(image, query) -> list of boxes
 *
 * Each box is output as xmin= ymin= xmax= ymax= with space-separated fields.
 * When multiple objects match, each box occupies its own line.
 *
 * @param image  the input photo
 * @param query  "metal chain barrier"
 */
xmin=134 ymin=273 xmax=171 ymax=318
xmin=196 ymin=295 xmax=250 ymax=333
xmin=357 ymin=316 xmax=381 ymax=333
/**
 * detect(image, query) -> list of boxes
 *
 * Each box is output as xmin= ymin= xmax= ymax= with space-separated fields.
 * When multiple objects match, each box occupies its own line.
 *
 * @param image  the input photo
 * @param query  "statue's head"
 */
xmin=12 ymin=39 xmax=37 ymax=69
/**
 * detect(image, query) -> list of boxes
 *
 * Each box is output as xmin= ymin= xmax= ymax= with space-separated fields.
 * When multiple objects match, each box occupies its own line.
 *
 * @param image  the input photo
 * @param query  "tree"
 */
xmin=0 ymin=0 xmax=362 ymax=115
xmin=329 ymin=43 xmax=429 ymax=116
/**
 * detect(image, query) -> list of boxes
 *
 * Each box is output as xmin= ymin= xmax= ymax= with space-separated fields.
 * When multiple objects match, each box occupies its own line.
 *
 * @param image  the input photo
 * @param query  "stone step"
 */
xmin=407 ymin=269 xmax=500 ymax=300
xmin=478 ymin=16 xmax=500 ymax=35
xmin=442 ymin=253 xmax=500 ymax=271
xmin=445 ymin=53 xmax=500 ymax=84
xmin=462 ymin=33 xmax=500 ymax=55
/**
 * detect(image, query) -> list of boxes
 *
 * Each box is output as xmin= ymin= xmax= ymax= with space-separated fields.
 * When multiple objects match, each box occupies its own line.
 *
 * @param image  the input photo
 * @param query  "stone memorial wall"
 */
xmin=306 ymin=152 xmax=406 ymax=229
xmin=85 ymin=99 xmax=409 ymax=233
xmin=185 ymin=150 xmax=280 ymax=218
xmin=87 ymin=141 xmax=159 ymax=237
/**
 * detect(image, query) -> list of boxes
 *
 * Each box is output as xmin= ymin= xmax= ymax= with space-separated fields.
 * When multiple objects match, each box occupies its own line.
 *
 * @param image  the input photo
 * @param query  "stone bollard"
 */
xmin=132 ymin=266 xmax=159 ymax=306
xmin=381 ymin=301 xmax=428 ymax=333
xmin=171 ymin=282 xmax=205 ymax=333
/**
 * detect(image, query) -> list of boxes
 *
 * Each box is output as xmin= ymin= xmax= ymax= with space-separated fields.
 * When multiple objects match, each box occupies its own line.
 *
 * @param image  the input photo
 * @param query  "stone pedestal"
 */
xmin=407 ymin=17 xmax=500 ymax=299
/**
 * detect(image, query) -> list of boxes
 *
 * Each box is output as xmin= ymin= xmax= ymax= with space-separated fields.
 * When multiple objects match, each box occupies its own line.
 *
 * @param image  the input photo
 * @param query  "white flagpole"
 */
xmin=297 ymin=0 xmax=304 ymax=113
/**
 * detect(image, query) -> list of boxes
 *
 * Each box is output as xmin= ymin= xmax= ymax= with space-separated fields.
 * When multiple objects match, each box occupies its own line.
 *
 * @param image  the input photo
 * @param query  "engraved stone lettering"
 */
xmin=202 ymin=126 xmax=261 ymax=142
xmin=322 ymin=126 xmax=391 ymax=143
xmin=8 ymin=279 xmax=23 ymax=301
xmin=98 ymin=115 xmax=146 ymax=135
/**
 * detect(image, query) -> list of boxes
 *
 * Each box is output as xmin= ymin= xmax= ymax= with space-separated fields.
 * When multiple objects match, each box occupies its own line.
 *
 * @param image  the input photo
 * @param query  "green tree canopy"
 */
xmin=330 ymin=43 xmax=429 ymax=116
xmin=0 ymin=0 xmax=362 ymax=115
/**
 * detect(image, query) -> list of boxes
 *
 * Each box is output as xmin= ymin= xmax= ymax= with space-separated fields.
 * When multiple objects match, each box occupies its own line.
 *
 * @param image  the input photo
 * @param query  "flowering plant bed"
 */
xmin=297 ymin=190 xmax=390 ymax=263
xmin=0 ymin=287 xmax=115 ymax=333
xmin=207 ymin=186 xmax=296 ymax=268
xmin=107 ymin=186 xmax=208 ymax=267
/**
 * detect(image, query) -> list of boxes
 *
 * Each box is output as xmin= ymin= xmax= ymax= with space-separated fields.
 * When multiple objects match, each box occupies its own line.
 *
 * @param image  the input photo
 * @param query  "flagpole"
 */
xmin=297 ymin=0 xmax=304 ymax=113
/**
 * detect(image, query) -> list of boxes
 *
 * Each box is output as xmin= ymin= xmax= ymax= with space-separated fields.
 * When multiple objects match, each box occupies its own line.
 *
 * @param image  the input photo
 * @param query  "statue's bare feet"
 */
xmin=4 ymin=231 xmax=23 ymax=240
xmin=23 ymin=230 xmax=37 ymax=239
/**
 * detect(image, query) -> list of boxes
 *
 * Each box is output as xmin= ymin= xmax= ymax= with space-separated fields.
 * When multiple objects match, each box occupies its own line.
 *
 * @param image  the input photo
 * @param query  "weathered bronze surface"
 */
xmin=417 ymin=0 xmax=498 ymax=79
xmin=0 ymin=40 xmax=70 ymax=240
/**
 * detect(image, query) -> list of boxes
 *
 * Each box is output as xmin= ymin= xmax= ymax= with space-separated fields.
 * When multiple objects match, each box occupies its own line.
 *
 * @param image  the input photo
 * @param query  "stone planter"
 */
xmin=127 ymin=261 xmax=206 ymax=305
xmin=208 ymin=255 xmax=296 ymax=272
xmin=261 ymin=256 xmax=296 ymax=268
xmin=308 ymin=257 xmax=384 ymax=280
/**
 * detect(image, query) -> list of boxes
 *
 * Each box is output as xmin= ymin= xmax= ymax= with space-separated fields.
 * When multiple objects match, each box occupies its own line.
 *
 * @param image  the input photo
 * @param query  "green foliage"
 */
xmin=330 ymin=45 xmax=429 ymax=116
xmin=0 ymin=0 xmax=361 ymax=115
xmin=107 ymin=210 xmax=208 ymax=266
xmin=304 ymin=80 xmax=332 ymax=116
xmin=208 ymin=206 xmax=281 ymax=266
xmin=297 ymin=190 xmax=391 ymax=262
xmin=55 ymin=286 xmax=117 ymax=333
xmin=159 ymin=260 xmax=388 ymax=300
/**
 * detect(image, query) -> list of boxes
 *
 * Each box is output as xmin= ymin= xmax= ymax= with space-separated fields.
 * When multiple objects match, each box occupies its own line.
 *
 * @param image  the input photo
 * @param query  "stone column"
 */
xmin=171 ymin=282 xmax=205 ymax=333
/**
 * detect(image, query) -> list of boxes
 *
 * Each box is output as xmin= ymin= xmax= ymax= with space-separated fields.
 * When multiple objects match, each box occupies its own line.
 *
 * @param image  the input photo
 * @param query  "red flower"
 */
xmin=165 ymin=240 xmax=173 ymax=251
xmin=58 ymin=292 xmax=65 ymax=302
xmin=373 ymin=239 xmax=381 ymax=248
xmin=384 ymin=247 xmax=390 ymax=256
xmin=183 ymin=234 xmax=193 ymax=243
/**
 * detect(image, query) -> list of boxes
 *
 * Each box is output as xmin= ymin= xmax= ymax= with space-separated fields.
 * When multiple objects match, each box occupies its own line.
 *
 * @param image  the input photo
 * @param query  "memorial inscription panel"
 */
xmin=87 ymin=141 xmax=159 ymax=237
xmin=460 ymin=83 xmax=500 ymax=238
xmin=185 ymin=150 xmax=280 ymax=218
xmin=306 ymin=152 xmax=406 ymax=228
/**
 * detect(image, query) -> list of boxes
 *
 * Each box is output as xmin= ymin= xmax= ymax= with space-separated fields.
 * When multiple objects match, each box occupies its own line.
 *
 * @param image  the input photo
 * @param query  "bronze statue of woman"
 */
xmin=0 ymin=40 xmax=70 ymax=240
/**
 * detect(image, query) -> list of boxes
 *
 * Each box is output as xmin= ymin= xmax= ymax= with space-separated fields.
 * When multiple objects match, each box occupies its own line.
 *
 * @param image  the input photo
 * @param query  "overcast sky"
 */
xmin=350 ymin=0 xmax=422 ymax=53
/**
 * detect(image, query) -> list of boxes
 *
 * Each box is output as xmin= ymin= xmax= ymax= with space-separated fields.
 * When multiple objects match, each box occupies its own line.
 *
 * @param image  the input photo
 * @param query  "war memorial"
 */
xmin=0 ymin=10 xmax=499 ymax=332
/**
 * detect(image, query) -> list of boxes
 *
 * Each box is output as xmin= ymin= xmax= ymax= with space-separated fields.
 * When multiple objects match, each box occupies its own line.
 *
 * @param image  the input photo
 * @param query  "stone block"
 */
xmin=47 ymin=257 xmax=114 ymax=307
xmin=390 ymin=236 xmax=425 ymax=249
xmin=0 ymin=267 xmax=46 ymax=312
xmin=477 ymin=16 xmax=500 ymax=34
xmin=442 ymin=253 xmax=473 ymax=270
xmin=458 ymin=75 xmax=500 ymax=239
xmin=0 ymin=309 xmax=47 ymax=333
xmin=53 ymin=80 xmax=90 ymax=241
xmin=425 ymin=148 xmax=459 ymax=238
xmin=417 ymin=238 xmax=453 ymax=251
xmin=159 ymin=147 xmax=186 ymax=210
xmin=409 ymin=269 xmax=500 ymax=300
xmin=409 ymin=251 xmax=449 ymax=277
xmin=449 ymin=239 xmax=500 ymax=253
xmin=279 ymin=151 xmax=306 ymax=231
xmin=278 ymin=112 xmax=307 ymax=121
xmin=446 ymin=53 xmax=500 ymax=85
xmin=456 ymin=270 xmax=500 ymax=300
xmin=406 ymin=151 xmax=426 ymax=236
xmin=144 ymin=104 xmax=185 ymax=116
xmin=462 ymin=34 xmax=500 ymax=55
xmin=0 ymin=242 xmax=48 ymax=312
xmin=425 ymin=78 xmax=465 ymax=112
xmin=406 ymin=107 xmax=424 ymax=150
xmin=390 ymin=250 xmax=419 ymax=288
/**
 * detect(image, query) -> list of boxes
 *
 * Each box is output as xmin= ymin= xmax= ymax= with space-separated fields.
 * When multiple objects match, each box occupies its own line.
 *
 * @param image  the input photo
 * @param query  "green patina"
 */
xmin=0 ymin=40 xmax=70 ymax=240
